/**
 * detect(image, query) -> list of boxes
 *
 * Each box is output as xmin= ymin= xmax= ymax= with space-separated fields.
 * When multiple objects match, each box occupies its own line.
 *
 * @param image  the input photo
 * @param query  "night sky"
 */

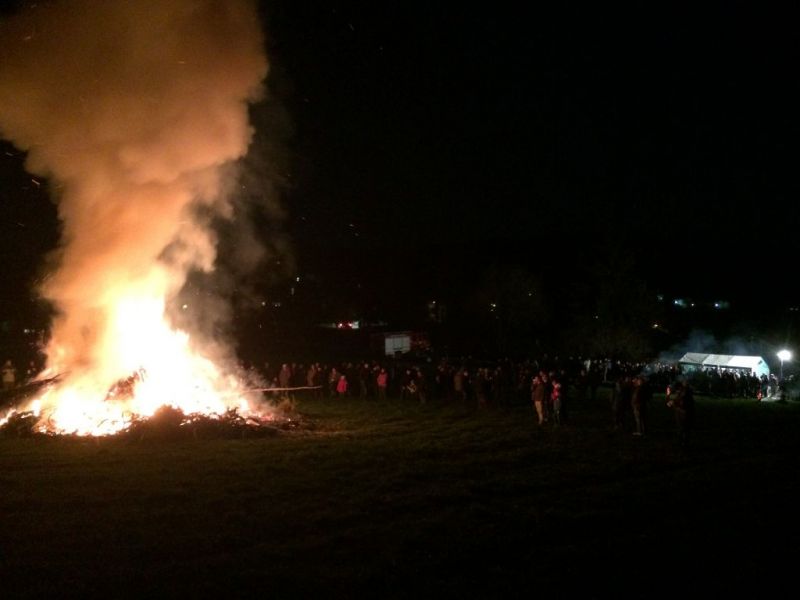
xmin=2 ymin=1 xmax=799 ymax=332
xmin=262 ymin=2 xmax=799 ymax=302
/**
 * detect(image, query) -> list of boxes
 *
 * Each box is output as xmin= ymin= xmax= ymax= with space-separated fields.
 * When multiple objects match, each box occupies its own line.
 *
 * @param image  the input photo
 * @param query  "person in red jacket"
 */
xmin=336 ymin=374 xmax=348 ymax=397
xmin=376 ymin=368 xmax=388 ymax=400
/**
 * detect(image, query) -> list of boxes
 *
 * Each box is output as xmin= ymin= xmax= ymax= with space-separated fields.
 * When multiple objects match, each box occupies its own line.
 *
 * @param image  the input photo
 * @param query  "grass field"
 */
xmin=1 ymin=390 xmax=799 ymax=598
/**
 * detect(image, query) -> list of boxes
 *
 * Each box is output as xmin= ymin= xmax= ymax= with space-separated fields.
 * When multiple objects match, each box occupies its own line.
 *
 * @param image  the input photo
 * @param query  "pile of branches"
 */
xmin=0 ymin=411 xmax=40 ymax=438
xmin=0 ymin=374 xmax=62 ymax=412
xmin=0 ymin=376 xmax=61 ymax=438
xmin=0 ymin=404 xmax=307 ymax=440
xmin=122 ymin=405 xmax=304 ymax=441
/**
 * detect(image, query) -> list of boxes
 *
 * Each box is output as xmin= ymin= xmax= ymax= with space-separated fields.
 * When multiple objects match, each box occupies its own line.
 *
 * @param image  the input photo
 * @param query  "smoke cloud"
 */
xmin=658 ymin=328 xmax=774 ymax=365
xmin=0 ymin=0 xmax=268 ymax=384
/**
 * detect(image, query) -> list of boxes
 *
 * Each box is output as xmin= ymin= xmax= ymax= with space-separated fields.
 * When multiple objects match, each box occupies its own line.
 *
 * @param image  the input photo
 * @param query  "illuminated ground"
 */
xmin=1 ymin=391 xmax=798 ymax=597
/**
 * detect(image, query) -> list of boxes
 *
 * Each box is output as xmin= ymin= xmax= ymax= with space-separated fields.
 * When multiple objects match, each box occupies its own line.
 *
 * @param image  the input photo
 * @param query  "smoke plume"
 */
xmin=0 ymin=1 xmax=268 ymax=401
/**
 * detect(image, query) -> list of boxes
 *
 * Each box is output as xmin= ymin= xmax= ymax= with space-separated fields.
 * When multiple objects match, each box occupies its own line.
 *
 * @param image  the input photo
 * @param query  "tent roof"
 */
xmin=678 ymin=353 xmax=766 ymax=369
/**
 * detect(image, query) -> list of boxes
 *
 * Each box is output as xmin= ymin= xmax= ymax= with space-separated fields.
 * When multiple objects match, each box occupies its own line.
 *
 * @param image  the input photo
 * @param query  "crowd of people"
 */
xmin=256 ymin=356 xmax=596 ymax=408
xmin=250 ymin=354 xmax=796 ymax=445
xmin=254 ymin=355 xmax=787 ymax=403
xmin=2 ymin=352 xmax=790 ymax=446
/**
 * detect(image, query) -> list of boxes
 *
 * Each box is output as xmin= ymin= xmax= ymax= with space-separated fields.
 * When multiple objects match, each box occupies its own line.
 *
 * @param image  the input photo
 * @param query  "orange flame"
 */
xmin=22 ymin=287 xmax=266 ymax=436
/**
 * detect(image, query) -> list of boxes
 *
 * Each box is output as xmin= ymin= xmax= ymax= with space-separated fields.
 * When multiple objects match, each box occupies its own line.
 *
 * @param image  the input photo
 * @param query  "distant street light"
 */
xmin=777 ymin=349 xmax=792 ymax=380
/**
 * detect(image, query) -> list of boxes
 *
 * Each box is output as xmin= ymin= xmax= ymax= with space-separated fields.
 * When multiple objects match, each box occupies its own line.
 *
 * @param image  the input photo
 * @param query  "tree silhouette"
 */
xmin=469 ymin=265 xmax=549 ymax=356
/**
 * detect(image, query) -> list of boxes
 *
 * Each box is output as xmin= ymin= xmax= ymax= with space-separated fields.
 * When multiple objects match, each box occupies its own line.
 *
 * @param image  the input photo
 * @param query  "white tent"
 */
xmin=678 ymin=353 xmax=770 ymax=378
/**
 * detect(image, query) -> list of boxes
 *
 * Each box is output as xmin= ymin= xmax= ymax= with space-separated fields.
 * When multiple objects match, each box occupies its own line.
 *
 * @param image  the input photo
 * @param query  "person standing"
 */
xmin=577 ymin=368 xmax=589 ymax=401
xmin=453 ymin=368 xmax=466 ymax=402
xmin=666 ymin=380 xmax=695 ymax=446
xmin=328 ymin=367 xmax=339 ymax=398
xmin=400 ymin=369 xmax=413 ymax=401
xmin=589 ymin=366 xmax=602 ymax=402
xmin=358 ymin=363 xmax=370 ymax=399
xmin=376 ymin=368 xmax=388 ymax=400
xmin=550 ymin=375 xmax=563 ymax=425
xmin=631 ymin=375 xmax=652 ymax=436
xmin=531 ymin=374 xmax=546 ymax=425
xmin=306 ymin=364 xmax=318 ymax=398
xmin=474 ymin=368 xmax=487 ymax=408
xmin=405 ymin=378 xmax=418 ymax=402
xmin=336 ymin=374 xmax=348 ymax=397
xmin=2 ymin=360 xmax=16 ymax=391
xmin=278 ymin=363 xmax=292 ymax=389
xmin=415 ymin=368 xmax=428 ymax=404
xmin=612 ymin=376 xmax=632 ymax=431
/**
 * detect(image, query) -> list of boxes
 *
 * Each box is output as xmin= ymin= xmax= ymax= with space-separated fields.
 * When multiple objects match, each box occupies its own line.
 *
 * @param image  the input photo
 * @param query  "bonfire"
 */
xmin=0 ymin=0 xmax=281 ymax=437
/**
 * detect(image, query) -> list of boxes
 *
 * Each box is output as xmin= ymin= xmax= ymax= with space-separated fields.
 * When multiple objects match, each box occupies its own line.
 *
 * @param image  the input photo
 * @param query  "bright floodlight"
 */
xmin=777 ymin=349 xmax=792 ymax=362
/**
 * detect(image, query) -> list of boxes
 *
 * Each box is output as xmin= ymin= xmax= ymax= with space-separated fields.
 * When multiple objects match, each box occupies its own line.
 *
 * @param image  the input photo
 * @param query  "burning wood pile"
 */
xmin=1 ymin=405 xmax=301 ymax=440
xmin=0 ymin=370 xmax=304 ymax=439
